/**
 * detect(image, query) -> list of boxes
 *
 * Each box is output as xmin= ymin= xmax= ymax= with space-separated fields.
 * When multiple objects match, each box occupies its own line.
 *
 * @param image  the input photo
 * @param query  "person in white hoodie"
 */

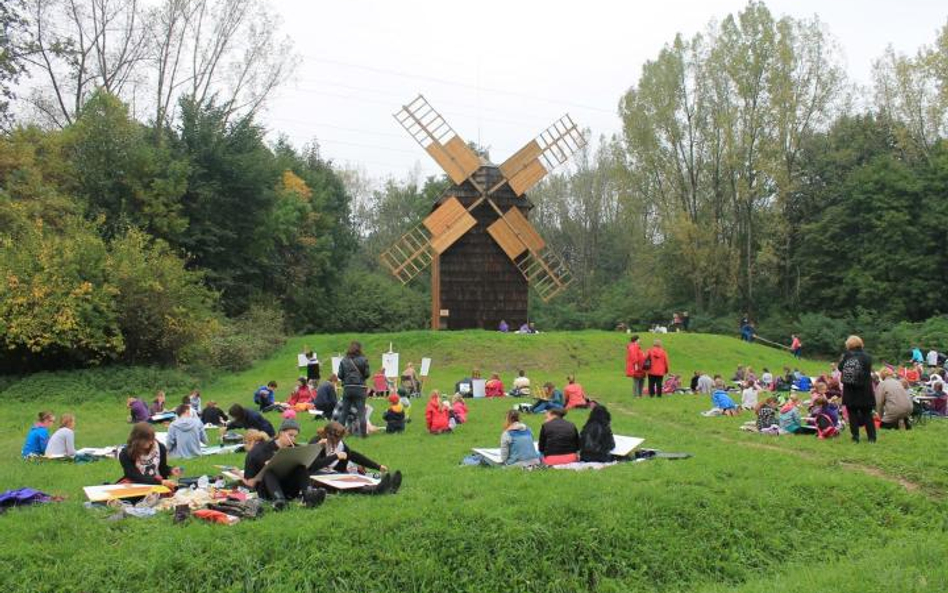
xmin=45 ymin=414 xmax=77 ymax=458
xmin=166 ymin=404 xmax=207 ymax=459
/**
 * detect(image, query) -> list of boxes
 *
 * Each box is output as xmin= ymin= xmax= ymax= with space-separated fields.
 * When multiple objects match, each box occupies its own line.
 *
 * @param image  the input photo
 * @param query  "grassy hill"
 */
xmin=0 ymin=331 xmax=945 ymax=593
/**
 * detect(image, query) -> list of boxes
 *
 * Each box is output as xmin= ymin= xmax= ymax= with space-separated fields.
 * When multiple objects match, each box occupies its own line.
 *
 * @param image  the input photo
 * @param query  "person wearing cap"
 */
xmin=537 ymin=408 xmax=580 ymax=465
xmin=242 ymin=418 xmax=326 ymax=511
xmin=383 ymin=394 xmax=406 ymax=433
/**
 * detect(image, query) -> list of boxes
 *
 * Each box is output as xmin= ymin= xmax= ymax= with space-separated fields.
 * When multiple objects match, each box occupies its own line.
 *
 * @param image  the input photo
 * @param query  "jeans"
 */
xmin=648 ymin=375 xmax=664 ymax=398
xmin=846 ymin=406 xmax=877 ymax=442
xmin=632 ymin=377 xmax=645 ymax=397
xmin=340 ymin=387 xmax=367 ymax=437
xmin=531 ymin=400 xmax=563 ymax=414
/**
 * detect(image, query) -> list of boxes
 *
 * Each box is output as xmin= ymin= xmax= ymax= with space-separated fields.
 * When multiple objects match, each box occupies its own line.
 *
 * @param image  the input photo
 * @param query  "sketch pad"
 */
xmin=311 ymin=473 xmax=381 ymax=490
xmin=257 ymin=444 xmax=321 ymax=480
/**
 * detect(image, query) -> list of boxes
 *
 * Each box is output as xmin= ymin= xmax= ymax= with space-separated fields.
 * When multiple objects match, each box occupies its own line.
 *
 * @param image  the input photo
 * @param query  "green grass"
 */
xmin=1 ymin=331 xmax=946 ymax=593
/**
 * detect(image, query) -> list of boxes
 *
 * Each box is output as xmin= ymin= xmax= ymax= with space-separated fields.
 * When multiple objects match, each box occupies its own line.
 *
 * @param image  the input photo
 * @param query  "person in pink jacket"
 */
xmin=485 ymin=373 xmax=505 ymax=398
xmin=563 ymin=375 xmax=589 ymax=409
xmin=451 ymin=394 xmax=468 ymax=424
xmin=646 ymin=339 xmax=670 ymax=398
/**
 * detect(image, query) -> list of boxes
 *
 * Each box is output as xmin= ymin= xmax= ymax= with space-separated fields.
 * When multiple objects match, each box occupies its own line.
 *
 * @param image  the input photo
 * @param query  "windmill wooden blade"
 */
xmin=394 ymin=95 xmax=481 ymax=186
xmin=487 ymin=208 xmax=572 ymax=302
xmin=379 ymin=197 xmax=477 ymax=284
xmin=498 ymin=114 xmax=587 ymax=196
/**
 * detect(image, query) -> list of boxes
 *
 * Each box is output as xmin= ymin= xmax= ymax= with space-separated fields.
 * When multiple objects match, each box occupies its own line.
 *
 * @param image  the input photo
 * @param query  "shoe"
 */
xmin=272 ymin=497 xmax=287 ymax=512
xmin=303 ymin=487 xmax=327 ymax=508
xmin=390 ymin=470 xmax=402 ymax=494
xmin=851 ymin=436 xmax=860 ymax=443
xmin=372 ymin=473 xmax=392 ymax=495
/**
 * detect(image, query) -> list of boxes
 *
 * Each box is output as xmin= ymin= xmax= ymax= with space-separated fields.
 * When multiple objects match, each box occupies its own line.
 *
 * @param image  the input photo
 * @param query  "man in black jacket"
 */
xmin=243 ymin=419 xmax=326 ymax=510
xmin=538 ymin=408 xmax=579 ymax=463
xmin=227 ymin=404 xmax=275 ymax=437
xmin=337 ymin=341 xmax=370 ymax=437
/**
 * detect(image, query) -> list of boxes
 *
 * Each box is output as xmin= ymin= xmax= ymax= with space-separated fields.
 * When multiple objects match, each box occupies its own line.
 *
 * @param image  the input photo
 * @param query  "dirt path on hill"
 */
xmin=609 ymin=401 xmax=930 ymax=496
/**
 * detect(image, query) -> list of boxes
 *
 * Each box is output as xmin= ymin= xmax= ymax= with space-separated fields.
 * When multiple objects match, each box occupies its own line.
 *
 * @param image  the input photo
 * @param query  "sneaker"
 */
xmin=272 ymin=497 xmax=288 ymax=512
xmin=390 ymin=470 xmax=403 ymax=494
xmin=303 ymin=487 xmax=327 ymax=508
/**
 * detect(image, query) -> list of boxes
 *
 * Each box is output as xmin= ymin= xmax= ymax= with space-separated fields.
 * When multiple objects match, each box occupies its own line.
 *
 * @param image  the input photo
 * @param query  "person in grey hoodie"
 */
xmin=166 ymin=404 xmax=207 ymax=459
xmin=500 ymin=410 xmax=540 ymax=467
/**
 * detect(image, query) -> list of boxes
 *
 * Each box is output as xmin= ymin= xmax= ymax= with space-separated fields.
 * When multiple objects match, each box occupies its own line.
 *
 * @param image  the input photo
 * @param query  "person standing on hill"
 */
xmin=790 ymin=334 xmax=802 ymax=358
xmin=646 ymin=339 xmax=670 ymax=398
xmin=338 ymin=341 xmax=370 ymax=438
xmin=838 ymin=335 xmax=876 ymax=443
xmin=625 ymin=335 xmax=647 ymax=397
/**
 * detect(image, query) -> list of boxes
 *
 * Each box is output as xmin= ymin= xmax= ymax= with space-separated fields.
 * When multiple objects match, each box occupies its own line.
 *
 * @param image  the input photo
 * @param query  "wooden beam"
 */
xmin=431 ymin=254 xmax=441 ymax=331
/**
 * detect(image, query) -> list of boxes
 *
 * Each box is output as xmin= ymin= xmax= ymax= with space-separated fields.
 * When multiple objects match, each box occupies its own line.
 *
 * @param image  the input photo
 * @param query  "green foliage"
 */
xmin=108 ymin=229 xmax=220 ymax=365
xmin=0 ymin=364 xmax=199 ymax=402
xmin=198 ymin=304 xmax=287 ymax=373
xmin=325 ymin=270 xmax=429 ymax=333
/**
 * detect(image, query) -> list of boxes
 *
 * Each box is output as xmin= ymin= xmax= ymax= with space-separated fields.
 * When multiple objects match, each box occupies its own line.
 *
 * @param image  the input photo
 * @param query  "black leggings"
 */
xmin=648 ymin=375 xmax=664 ymax=398
xmin=846 ymin=406 xmax=877 ymax=442
xmin=880 ymin=417 xmax=911 ymax=430
xmin=257 ymin=466 xmax=310 ymax=501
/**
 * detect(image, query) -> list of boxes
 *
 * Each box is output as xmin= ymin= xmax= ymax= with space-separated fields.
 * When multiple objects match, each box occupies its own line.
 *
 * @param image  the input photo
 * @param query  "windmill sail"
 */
xmin=394 ymin=95 xmax=481 ymax=186
xmin=487 ymin=208 xmax=572 ymax=302
xmin=498 ymin=114 xmax=586 ymax=196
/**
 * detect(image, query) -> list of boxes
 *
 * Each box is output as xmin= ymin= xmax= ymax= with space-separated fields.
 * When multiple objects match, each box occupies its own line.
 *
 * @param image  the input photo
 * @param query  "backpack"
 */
xmin=253 ymin=387 xmax=267 ymax=406
xmin=841 ymin=355 xmax=865 ymax=386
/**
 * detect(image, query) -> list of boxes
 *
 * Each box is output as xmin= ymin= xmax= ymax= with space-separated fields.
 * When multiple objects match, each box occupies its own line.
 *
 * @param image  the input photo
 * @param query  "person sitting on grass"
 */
xmin=530 ymin=382 xmax=565 ymax=414
xmin=451 ymin=394 xmax=468 ymax=424
xmin=579 ymin=404 xmax=616 ymax=463
xmin=254 ymin=381 xmax=284 ymax=413
xmin=510 ymin=370 xmax=531 ymax=397
xmin=455 ymin=369 xmax=481 ymax=398
xmin=760 ymin=368 xmax=774 ymax=390
xmin=741 ymin=380 xmax=759 ymax=411
xmin=755 ymin=397 xmax=780 ymax=432
xmin=806 ymin=395 xmax=839 ymax=439
xmin=369 ymin=369 xmax=389 ymax=398
xmin=875 ymin=368 xmax=913 ymax=430
xmin=702 ymin=379 xmax=739 ymax=416
xmin=694 ymin=372 xmax=714 ymax=395
xmin=21 ymin=411 xmax=55 ymax=458
xmin=779 ymin=395 xmax=805 ymax=434
xmin=308 ymin=421 xmax=402 ymax=495
xmin=45 ymin=414 xmax=77 ymax=458
xmin=314 ymin=374 xmax=339 ymax=419
xmin=166 ymin=404 xmax=207 ymax=459
xmin=563 ymin=375 xmax=589 ymax=409
xmin=227 ymin=404 xmax=276 ymax=437
xmin=485 ymin=373 xmax=505 ymax=398
xmin=929 ymin=381 xmax=948 ymax=416
xmin=538 ymin=408 xmax=579 ymax=465
xmin=500 ymin=410 xmax=540 ymax=467
xmin=118 ymin=423 xmax=180 ymax=489
xmin=149 ymin=391 xmax=167 ymax=415
xmin=287 ymin=377 xmax=316 ymax=411
xmin=200 ymin=401 xmax=229 ymax=427
xmin=383 ymin=394 xmax=406 ymax=433
xmin=242 ymin=419 xmax=326 ymax=511
xmin=425 ymin=391 xmax=452 ymax=434
xmin=127 ymin=396 xmax=150 ymax=424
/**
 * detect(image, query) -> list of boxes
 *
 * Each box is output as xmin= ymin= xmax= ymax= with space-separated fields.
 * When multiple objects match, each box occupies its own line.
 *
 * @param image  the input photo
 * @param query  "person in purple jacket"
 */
xmin=126 ymin=397 xmax=150 ymax=424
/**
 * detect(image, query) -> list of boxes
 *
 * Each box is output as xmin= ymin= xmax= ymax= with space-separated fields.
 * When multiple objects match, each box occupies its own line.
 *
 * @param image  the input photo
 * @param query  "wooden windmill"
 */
xmin=380 ymin=94 xmax=586 ymax=330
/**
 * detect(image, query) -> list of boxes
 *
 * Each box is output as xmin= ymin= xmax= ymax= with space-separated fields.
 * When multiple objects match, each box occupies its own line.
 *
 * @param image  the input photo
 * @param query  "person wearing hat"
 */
xmin=383 ymin=394 xmax=406 ymax=433
xmin=242 ymin=418 xmax=326 ymax=511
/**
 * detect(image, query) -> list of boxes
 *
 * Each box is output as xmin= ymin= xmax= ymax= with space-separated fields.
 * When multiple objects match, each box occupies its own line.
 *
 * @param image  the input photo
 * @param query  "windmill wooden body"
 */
xmin=381 ymin=95 xmax=586 ymax=330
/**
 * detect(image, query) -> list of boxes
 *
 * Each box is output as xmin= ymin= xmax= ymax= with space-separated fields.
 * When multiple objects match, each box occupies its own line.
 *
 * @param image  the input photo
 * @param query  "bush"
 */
xmin=197 ymin=304 xmax=287 ymax=372
xmin=326 ymin=271 xmax=428 ymax=332
xmin=0 ymin=365 xmax=199 ymax=403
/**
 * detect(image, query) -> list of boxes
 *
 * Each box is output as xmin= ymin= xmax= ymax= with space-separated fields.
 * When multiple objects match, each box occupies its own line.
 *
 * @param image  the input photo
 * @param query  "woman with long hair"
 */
xmin=118 ymin=423 xmax=179 ymax=488
xmin=579 ymin=404 xmax=615 ymax=462
xmin=308 ymin=421 xmax=401 ymax=494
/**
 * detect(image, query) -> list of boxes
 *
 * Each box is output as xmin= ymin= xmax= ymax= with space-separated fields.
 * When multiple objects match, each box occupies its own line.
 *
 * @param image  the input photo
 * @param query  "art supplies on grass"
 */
xmin=83 ymin=483 xmax=171 ymax=502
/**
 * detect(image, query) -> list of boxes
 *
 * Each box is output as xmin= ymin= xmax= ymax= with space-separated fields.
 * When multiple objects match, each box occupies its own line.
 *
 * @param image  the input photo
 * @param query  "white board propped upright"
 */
xmin=420 ymin=357 xmax=432 ymax=377
xmin=382 ymin=352 xmax=400 ymax=379
xmin=472 ymin=379 xmax=486 ymax=398
xmin=331 ymin=356 xmax=343 ymax=377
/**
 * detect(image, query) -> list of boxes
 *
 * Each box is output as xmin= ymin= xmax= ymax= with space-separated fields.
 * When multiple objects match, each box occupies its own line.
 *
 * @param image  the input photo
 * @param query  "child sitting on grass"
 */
xmin=741 ymin=380 xmax=759 ymax=410
xmin=702 ymin=379 xmax=739 ymax=416
xmin=779 ymin=395 xmax=805 ymax=434
xmin=451 ymin=394 xmax=468 ymax=425
xmin=756 ymin=397 xmax=780 ymax=433
xmin=806 ymin=395 xmax=839 ymax=439
xmin=424 ymin=391 xmax=451 ymax=434
xmin=383 ymin=394 xmax=406 ymax=433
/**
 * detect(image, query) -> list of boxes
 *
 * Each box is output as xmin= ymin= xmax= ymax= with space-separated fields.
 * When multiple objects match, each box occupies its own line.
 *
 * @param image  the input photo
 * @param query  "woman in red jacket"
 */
xmin=424 ymin=391 xmax=451 ymax=434
xmin=625 ymin=334 xmax=646 ymax=397
xmin=485 ymin=373 xmax=505 ymax=397
xmin=646 ymin=339 xmax=670 ymax=398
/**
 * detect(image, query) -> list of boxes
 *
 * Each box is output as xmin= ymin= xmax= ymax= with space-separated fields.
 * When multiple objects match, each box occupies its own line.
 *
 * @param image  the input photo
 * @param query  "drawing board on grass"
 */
xmin=84 ymin=484 xmax=171 ymax=502
xmin=311 ymin=473 xmax=381 ymax=490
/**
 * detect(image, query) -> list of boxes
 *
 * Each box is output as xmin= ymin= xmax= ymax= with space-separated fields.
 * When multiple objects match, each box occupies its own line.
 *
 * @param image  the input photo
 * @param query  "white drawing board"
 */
xmin=382 ymin=352 xmax=400 ymax=378
xmin=472 ymin=379 xmax=486 ymax=398
xmin=420 ymin=357 xmax=432 ymax=377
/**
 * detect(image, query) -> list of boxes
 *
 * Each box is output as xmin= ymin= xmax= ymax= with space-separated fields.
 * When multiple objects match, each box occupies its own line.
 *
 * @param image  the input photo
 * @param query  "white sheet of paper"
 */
xmin=311 ymin=472 xmax=381 ymax=490
xmin=75 ymin=446 xmax=117 ymax=457
xmin=472 ymin=379 xmax=486 ymax=398
xmin=471 ymin=448 xmax=503 ymax=465
xmin=155 ymin=432 xmax=168 ymax=445
xmin=420 ymin=357 xmax=432 ymax=377
xmin=610 ymin=435 xmax=645 ymax=457
xmin=382 ymin=352 xmax=400 ymax=378
xmin=331 ymin=356 xmax=343 ymax=376
xmin=297 ymin=353 xmax=309 ymax=367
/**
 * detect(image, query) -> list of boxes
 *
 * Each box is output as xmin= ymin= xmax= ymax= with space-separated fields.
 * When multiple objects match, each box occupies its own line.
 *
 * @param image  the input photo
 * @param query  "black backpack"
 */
xmin=841 ymin=355 xmax=865 ymax=386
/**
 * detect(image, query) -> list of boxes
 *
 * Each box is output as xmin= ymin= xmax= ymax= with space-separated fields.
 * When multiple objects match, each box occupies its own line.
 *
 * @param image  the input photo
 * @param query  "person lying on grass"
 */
xmin=425 ymin=391 xmax=452 ymax=434
xmin=530 ymin=382 xmax=564 ymax=414
xmin=167 ymin=404 xmax=207 ymax=459
xmin=579 ymin=404 xmax=616 ymax=463
xmin=200 ymin=401 xmax=229 ymax=427
xmin=45 ymin=413 xmax=76 ymax=458
xmin=308 ymin=421 xmax=401 ymax=495
xmin=701 ymin=379 xmax=739 ymax=417
xmin=227 ymin=404 xmax=276 ymax=438
xmin=538 ymin=408 xmax=579 ymax=465
xmin=242 ymin=419 xmax=326 ymax=511
xmin=119 ymin=422 xmax=180 ymax=489
xmin=21 ymin=411 xmax=55 ymax=458
xmin=500 ymin=410 xmax=540 ymax=467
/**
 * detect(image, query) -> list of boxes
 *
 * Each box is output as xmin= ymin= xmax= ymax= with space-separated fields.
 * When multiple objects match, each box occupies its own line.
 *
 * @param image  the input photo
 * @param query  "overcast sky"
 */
xmin=260 ymin=0 xmax=947 ymax=181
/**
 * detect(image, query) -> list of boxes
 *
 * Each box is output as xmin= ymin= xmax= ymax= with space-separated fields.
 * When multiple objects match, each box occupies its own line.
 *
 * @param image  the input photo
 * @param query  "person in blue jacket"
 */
xmin=500 ymin=410 xmax=540 ymax=467
xmin=21 ymin=411 xmax=55 ymax=457
xmin=530 ymin=382 xmax=565 ymax=414
xmin=701 ymin=379 xmax=739 ymax=416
